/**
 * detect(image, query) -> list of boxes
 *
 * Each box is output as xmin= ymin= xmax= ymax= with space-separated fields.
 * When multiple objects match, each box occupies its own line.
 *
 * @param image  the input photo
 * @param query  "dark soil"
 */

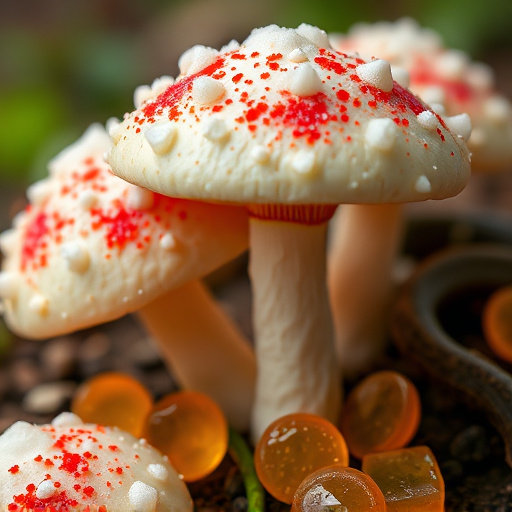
xmin=1 ymin=209 xmax=512 ymax=510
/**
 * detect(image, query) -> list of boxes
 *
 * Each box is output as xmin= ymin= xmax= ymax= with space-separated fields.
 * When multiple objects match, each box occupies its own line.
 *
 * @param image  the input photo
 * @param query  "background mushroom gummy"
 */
xmin=0 ymin=124 xmax=255 ymax=431
xmin=0 ymin=412 xmax=193 ymax=512
xmin=108 ymin=23 xmax=471 ymax=441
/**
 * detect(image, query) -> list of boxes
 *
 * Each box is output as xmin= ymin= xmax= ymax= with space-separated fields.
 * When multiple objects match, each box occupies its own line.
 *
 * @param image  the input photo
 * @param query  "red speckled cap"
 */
xmin=109 ymin=23 xmax=471 ymax=206
xmin=0 ymin=412 xmax=192 ymax=511
xmin=0 ymin=124 xmax=248 ymax=338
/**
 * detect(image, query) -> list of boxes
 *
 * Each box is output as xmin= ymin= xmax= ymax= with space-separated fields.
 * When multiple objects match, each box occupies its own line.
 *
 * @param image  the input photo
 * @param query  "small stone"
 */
xmin=22 ymin=381 xmax=76 ymax=415
xmin=10 ymin=358 xmax=42 ymax=395
xmin=450 ymin=425 xmax=490 ymax=462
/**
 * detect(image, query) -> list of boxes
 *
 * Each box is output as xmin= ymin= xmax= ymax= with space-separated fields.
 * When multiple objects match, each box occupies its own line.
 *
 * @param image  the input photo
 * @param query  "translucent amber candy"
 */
xmin=362 ymin=446 xmax=445 ymax=511
xmin=291 ymin=465 xmax=386 ymax=512
xmin=340 ymin=370 xmax=421 ymax=459
xmin=71 ymin=371 xmax=153 ymax=437
xmin=483 ymin=284 xmax=512 ymax=363
xmin=255 ymin=413 xmax=349 ymax=504
xmin=142 ymin=390 xmax=228 ymax=482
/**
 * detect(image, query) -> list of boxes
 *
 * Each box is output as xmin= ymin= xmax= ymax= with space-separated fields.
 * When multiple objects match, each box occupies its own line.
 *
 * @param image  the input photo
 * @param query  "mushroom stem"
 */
xmin=328 ymin=203 xmax=403 ymax=376
xmin=137 ymin=280 xmax=256 ymax=432
xmin=249 ymin=218 xmax=341 ymax=442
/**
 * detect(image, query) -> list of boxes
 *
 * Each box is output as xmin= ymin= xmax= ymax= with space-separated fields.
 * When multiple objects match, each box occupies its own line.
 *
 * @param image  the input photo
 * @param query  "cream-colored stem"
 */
xmin=249 ymin=219 xmax=341 ymax=442
xmin=138 ymin=280 xmax=256 ymax=432
xmin=328 ymin=204 xmax=403 ymax=375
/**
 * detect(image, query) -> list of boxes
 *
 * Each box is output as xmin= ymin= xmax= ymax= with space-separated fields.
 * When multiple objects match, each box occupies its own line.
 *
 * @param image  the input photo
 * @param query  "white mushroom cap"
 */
xmin=109 ymin=24 xmax=470 ymax=206
xmin=330 ymin=17 xmax=512 ymax=172
xmin=0 ymin=124 xmax=248 ymax=338
xmin=0 ymin=413 xmax=192 ymax=512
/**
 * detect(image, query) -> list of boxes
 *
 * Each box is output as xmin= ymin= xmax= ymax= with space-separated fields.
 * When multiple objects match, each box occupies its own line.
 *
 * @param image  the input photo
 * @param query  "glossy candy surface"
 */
xmin=142 ymin=390 xmax=228 ymax=482
xmin=483 ymin=285 xmax=512 ymax=363
xmin=291 ymin=465 xmax=386 ymax=512
xmin=362 ymin=446 xmax=445 ymax=511
xmin=255 ymin=413 xmax=349 ymax=504
xmin=340 ymin=370 xmax=421 ymax=459
xmin=71 ymin=371 xmax=153 ymax=437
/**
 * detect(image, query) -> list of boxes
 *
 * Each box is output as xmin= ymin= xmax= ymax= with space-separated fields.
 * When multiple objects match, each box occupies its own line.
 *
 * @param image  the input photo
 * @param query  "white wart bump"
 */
xmin=127 ymin=186 xmax=155 ymax=210
xmin=415 ymin=175 xmax=432 ymax=193
xmin=444 ymin=113 xmax=472 ymax=142
xmin=356 ymin=59 xmax=394 ymax=92
xmin=61 ymin=242 xmax=90 ymax=273
xmin=202 ymin=117 xmax=229 ymax=142
xmin=292 ymin=151 xmax=315 ymax=175
xmin=289 ymin=63 xmax=323 ymax=97
xmin=416 ymin=111 xmax=439 ymax=130
xmin=192 ymin=76 xmax=225 ymax=105
xmin=365 ymin=118 xmax=397 ymax=151
xmin=128 ymin=481 xmax=158 ymax=512
xmin=145 ymin=123 xmax=177 ymax=155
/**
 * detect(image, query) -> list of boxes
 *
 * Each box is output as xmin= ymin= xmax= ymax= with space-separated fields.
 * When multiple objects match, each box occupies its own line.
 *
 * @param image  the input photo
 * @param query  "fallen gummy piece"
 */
xmin=254 ymin=412 xmax=349 ymax=504
xmin=291 ymin=464 xmax=386 ymax=512
xmin=71 ymin=371 xmax=153 ymax=437
xmin=483 ymin=284 xmax=512 ymax=363
xmin=142 ymin=390 xmax=228 ymax=482
xmin=362 ymin=445 xmax=445 ymax=511
xmin=340 ymin=370 xmax=421 ymax=459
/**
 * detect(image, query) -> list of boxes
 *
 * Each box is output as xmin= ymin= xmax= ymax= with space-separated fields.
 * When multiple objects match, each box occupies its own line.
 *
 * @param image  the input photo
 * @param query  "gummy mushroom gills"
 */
xmin=109 ymin=23 xmax=471 ymax=441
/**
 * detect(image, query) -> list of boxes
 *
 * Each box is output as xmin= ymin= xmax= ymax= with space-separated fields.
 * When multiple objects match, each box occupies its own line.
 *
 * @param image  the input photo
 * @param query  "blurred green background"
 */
xmin=1 ymin=0 xmax=511 ymax=222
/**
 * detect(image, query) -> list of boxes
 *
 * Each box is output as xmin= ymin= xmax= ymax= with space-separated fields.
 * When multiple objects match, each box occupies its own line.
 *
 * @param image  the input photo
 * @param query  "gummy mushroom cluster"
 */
xmin=0 ymin=19 xmax=477 ymax=512
xmin=109 ymin=23 xmax=471 ymax=441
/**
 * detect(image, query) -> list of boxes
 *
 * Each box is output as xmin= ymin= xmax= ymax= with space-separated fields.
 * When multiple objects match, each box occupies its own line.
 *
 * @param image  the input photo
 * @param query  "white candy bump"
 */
xmin=27 ymin=180 xmax=52 ymax=207
xmin=416 ymin=111 xmax=439 ymax=130
xmin=390 ymin=66 xmax=410 ymax=88
xmin=78 ymin=189 xmax=99 ymax=210
xmin=60 ymin=242 xmax=91 ymax=273
xmin=178 ymin=45 xmax=219 ymax=75
xmin=292 ymin=151 xmax=315 ymax=175
xmin=444 ymin=113 xmax=472 ymax=142
xmin=202 ymin=117 xmax=229 ymax=142
xmin=134 ymin=85 xmax=154 ymax=110
xmin=484 ymin=96 xmax=512 ymax=124
xmin=127 ymin=186 xmax=155 ymax=211
xmin=251 ymin=145 xmax=270 ymax=164
xmin=365 ymin=118 xmax=397 ymax=152
xmin=145 ymin=122 xmax=177 ymax=155
xmin=296 ymin=23 xmax=330 ymax=48
xmin=0 ymin=229 xmax=17 ymax=255
xmin=356 ymin=59 xmax=394 ymax=92
xmin=36 ymin=479 xmax=57 ymax=499
xmin=288 ymin=48 xmax=309 ymax=63
xmin=29 ymin=294 xmax=49 ymax=315
xmin=160 ymin=233 xmax=177 ymax=250
xmin=148 ymin=463 xmax=169 ymax=481
xmin=191 ymin=76 xmax=225 ymax=105
xmin=51 ymin=412 xmax=84 ymax=428
xmin=0 ymin=272 xmax=20 ymax=300
xmin=289 ymin=63 xmax=323 ymax=97
xmin=129 ymin=481 xmax=158 ymax=512
xmin=151 ymin=76 xmax=174 ymax=96
xmin=415 ymin=175 xmax=432 ymax=193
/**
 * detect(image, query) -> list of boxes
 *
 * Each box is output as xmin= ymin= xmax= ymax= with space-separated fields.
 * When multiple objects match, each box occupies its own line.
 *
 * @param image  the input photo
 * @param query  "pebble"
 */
xmin=22 ymin=381 xmax=77 ymax=415
xmin=450 ymin=425 xmax=491 ymax=462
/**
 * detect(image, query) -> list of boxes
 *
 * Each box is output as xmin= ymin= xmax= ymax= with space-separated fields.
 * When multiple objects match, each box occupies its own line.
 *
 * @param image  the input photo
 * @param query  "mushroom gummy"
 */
xmin=71 ymin=371 xmax=153 ymax=437
xmin=142 ymin=390 xmax=229 ymax=482
xmin=254 ymin=412 xmax=349 ymax=504
xmin=0 ymin=123 xmax=255 ymax=431
xmin=109 ymin=23 xmax=471 ymax=442
xmin=291 ymin=465 xmax=386 ymax=512
xmin=362 ymin=446 xmax=445 ymax=511
xmin=483 ymin=284 xmax=512 ymax=363
xmin=340 ymin=370 xmax=421 ymax=459
xmin=0 ymin=412 xmax=193 ymax=512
